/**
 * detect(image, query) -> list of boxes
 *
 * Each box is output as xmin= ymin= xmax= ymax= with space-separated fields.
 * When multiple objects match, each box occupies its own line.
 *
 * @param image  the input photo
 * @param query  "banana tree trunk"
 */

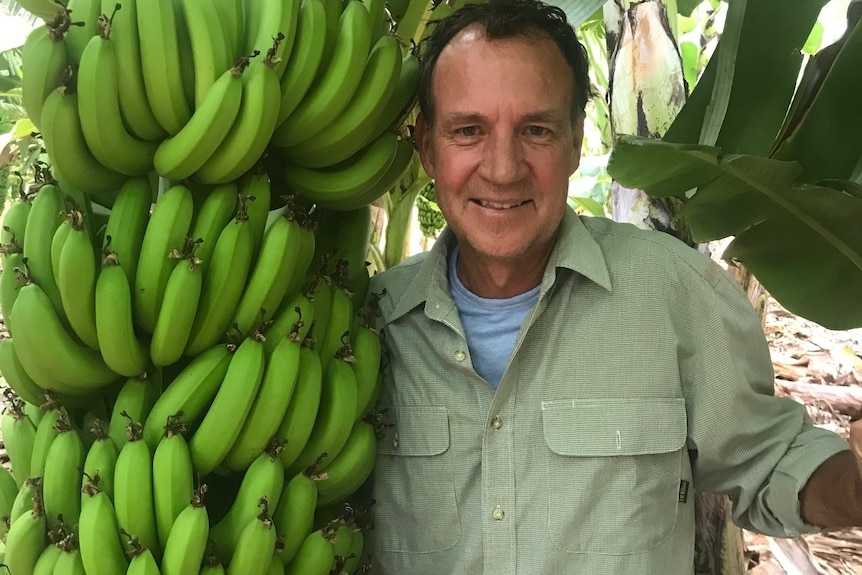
xmin=604 ymin=2 xmax=745 ymax=574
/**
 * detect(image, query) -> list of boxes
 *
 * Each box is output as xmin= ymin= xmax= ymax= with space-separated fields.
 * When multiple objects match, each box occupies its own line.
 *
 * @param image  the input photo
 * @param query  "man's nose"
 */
xmin=478 ymin=133 xmax=526 ymax=185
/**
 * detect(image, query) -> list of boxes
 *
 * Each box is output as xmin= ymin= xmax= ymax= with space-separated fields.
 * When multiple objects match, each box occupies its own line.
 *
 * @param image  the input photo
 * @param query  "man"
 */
xmin=364 ymin=0 xmax=862 ymax=573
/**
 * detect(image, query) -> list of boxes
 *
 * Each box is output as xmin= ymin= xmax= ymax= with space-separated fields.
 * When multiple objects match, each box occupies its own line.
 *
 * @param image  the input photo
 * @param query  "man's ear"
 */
xmin=415 ymin=113 xmax=436 ymax=179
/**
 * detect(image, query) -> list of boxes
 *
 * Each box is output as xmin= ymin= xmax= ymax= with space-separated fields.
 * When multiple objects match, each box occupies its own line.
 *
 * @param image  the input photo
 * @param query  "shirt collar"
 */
xmin=387 ymin=209 xmax=613 ymax=323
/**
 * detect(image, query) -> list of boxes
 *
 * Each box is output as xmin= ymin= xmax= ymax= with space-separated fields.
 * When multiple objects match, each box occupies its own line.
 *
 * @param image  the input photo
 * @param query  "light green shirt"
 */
xmin=365 ymin=209 xmax=850 ymax=575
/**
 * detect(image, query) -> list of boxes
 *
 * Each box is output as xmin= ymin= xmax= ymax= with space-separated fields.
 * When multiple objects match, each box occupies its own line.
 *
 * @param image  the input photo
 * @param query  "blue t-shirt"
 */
xmin=448 ymin=246 xmax=540 ymax=388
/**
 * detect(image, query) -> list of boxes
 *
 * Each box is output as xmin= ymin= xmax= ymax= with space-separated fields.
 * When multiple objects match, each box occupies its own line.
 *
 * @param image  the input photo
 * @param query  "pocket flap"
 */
xmin=377 ymin=406 xmax=450 ymax=456
xmin=541 ymin=397 xmax=686 ymax=457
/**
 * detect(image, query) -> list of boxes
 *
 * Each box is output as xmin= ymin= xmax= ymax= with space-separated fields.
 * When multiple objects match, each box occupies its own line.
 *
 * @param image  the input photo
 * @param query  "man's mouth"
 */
xmin=474 ymin=199 xmax=529 ymax=210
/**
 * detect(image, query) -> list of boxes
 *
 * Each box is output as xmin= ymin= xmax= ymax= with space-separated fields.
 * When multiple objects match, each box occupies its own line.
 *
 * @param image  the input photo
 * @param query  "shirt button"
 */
xmin=492 ymin=416 xmax=503 ymax=430
xmin=492 ymin=506 xmax=505 ymax=521
xmin=455 ymin=350 xmax=467 ymax=362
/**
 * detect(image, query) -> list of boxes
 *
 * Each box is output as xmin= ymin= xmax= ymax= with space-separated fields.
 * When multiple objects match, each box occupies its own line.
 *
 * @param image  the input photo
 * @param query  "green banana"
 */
xmin=81 ymin=418 xmax=119 ymax=501
xmin=64 ymin=0 xmax=100 ymax=63
xmin=150 ymin=238 xmax=204 ymax=367
xmin=286 ymin=348 xmax=358 ymax=477
xmin=342 ymin=525 xmax=365 ymax=574
xmin=276 ymin=338 xmax=324 ymax=471
xmin=50 ymin=217 xmax=71 ymax=288
xmin=263 ymin=289 xmax=315 ymax=356
xmin=15 ymin=0 xmax=65 ymax=22
xmin=318 ymin=264 xmax=354 ymax=371
xmin=160 ymin=485 xmax=209 ymax=575
xmin=54 ymin=537 xmax=87 ymax=574
xmin=365 ymin=0 xmax=388 ymax=41
xmin=142 ymin=343 xmax=234 ymax=450
xmin=0 ymin=339 xmax=48 ymax=406
xmin=267 ymin=555 xmax=286 ymax=575
xmin=114 ymin=419 xmax=160 ymax=560
xmin=4 ymin=490 xmax=48 ymax=575
xmin=76 ymin=18 xmax=158 ymax=176
xmin=237 ymin=169 xmax=271 ymax=261
xmin=96 ymin=254 xmax=149 ymax=377
xmin=1 ymin=193 xmax=32 ymax=259
xmin=29 ymin=401 xmax=61 ymax=478
xmin=33 ymin=541 xmax=62 ymax=575
xmin=102 ymin=176 xmax=153 ymax=292
xmin=282 ymin=209 xmax=317 ymax=298
xmin=222 ymin=328 xmax=301 ymax=471
xmin=329 ymin=520 xmax=354 ymax=570
xmin=188 ymin=334 xmax=266 ymax=475
xmin=350 ymin=314 xmax=381 ymax=418
xmin=0 ymin=253 xmax=27 ymax=336
xmin=151 ymin=62 xmax=247 ymax=181
xmin=274 ymin=0 xmax=327 ymax=127
xmin=188 ymin=183 xmax=238 ymax=275
xmin=213 ymin=0 xmax=242 ymax=62
xmin=231 ymin=208 xmax=303 ymax=338
xmin=272 ymin=0 xmax=373 ymax=147
xmin=209 ymin=448 xmax=285 ymax=564
xmin=283 ymin=523 xmax=338 ymax=575
xmin=245 ymin=0 xmax=300 ymax=79
xmin=0 ymin=464 xmax=19 ymax=531
xmin=363 ymin=49 xmax=420 ymax=143
xmin=194 ymin=44 xmax=281 ymax=185
xmin=80 ymin=478 xmax=130 ymax=575
xmin=173 ymin=0 xmax=196 ymax=109
xmin=136 ymin=0 xmax=192 ymax=134
xmin=226 ymin=501 xmax=277 ymax=575
xmin=23 ymin=400 xmax=45 ymax=428
xmin=273 ymin=469 xmax=319 ymax=565
xmin=323 ymin=133 xmax=415 ymax=211
xmin=23 ymin=182 xmax=66 ymax=321
xmin=108 ymin=374 xmax=160 ymax=451
xmin=152 ymin=415 xmax=194 ymax=550
xmin=39 ymin=85 xmax=127 ymax=195
xmin=312 ymin=206 xmax=372 ymax=303
xmin=133 ymin=183 xmax=194 ymax=334
xmin=283 ymin=33 xmax=402 ymax=168
xmin=2 ymin=395 xmax=37 ymax=485
xmin=41 ymin=409 xmax=85 ymax=526
xmin=101 ymin=0 xmax=164 ymax=141
xmin=184 ymin=210 xmax=254 ymax=357
xmin=12 ymin=281 xmax=119 ymax=390
xmin=181 ymin=0 xmax=233 ymax=108
xmin=21 ymin=23 xmax=68 ymax=130
xmin=125 ymin=540 xmax=161 ymax=575
xmin=10 ymin=476 xmax=42 ymax=526
xmin=57 ymin=209 xmax=99 ymax=349
xmin=281 ymin=131 xmax=399 ymax=207
xmin=315 ymin=420 xmax=377 ymax=507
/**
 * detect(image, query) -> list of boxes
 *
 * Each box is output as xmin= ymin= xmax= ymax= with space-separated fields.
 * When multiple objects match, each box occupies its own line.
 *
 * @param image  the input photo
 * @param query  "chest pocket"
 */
xmin=371 ymin=406 xmax=461 ymax=554
xmin=541 ymin=397 xmax=687 ymax=555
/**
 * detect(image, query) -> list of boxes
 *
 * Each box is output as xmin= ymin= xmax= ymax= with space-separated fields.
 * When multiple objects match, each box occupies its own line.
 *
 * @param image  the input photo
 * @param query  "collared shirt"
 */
xmin=365 ymin=209 xmax=850 ymax=575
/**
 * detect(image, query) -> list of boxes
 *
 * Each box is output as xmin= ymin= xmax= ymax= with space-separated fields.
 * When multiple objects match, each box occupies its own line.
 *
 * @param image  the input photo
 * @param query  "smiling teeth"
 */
xmin=479 ymin=200 xmax=524 ymax=209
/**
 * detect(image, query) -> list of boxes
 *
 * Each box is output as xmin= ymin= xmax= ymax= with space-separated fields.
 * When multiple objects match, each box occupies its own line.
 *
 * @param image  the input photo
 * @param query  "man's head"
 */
xmin=418 ymin=0 xmax=591 ymax=128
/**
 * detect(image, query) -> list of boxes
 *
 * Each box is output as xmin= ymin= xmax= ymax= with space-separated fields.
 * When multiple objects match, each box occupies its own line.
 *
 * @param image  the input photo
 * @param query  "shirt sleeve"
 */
xmin=682 ymin=259 xmax=850 ymax=537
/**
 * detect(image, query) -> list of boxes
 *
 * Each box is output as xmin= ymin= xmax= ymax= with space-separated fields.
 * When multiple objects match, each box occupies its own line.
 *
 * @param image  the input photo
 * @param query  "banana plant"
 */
xmin=605 ymin=0 xmax=862 ymax=330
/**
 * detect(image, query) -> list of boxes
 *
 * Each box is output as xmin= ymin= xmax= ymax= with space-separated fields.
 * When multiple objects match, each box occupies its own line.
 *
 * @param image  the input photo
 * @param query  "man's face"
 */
xmin=416 ymin=26 xmax=584 ymax=265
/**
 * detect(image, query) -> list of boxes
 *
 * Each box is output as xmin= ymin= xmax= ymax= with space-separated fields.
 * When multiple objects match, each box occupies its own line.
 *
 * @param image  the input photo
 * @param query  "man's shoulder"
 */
xmin=368 ymin=251 xmax=432 ymax=308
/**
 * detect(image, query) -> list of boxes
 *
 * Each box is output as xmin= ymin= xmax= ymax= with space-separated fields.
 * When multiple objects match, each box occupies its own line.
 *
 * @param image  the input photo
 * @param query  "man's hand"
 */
xmin=799 ymin=421 xmax=862 ymax=528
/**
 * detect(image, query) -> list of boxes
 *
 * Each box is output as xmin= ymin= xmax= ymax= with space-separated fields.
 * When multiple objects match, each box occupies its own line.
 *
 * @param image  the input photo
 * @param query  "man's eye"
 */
xmin=527 ymin=126 xmax=547 ymax=136
xmin=459 ymin=126 xmax=478 ymax=137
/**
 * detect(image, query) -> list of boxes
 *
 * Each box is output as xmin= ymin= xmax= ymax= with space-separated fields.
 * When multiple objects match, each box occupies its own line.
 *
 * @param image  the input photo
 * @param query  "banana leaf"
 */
xmin=550 ymin=0 xmax=608 ymax=28
xmin=607 ymin=136 xmax=862 ymax=329
xmin=665 ymin=0 xmax=828 ymax=155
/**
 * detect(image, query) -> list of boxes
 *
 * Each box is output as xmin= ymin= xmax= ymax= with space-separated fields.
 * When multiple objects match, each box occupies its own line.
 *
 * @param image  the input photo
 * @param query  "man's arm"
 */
xmin=799 ymin=421 xmax=862 ymax=527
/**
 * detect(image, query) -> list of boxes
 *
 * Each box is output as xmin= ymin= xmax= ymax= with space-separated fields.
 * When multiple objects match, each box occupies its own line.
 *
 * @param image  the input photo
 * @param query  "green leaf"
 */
xmin=549 ymin=0 xmax=608 ymax=28
xmin=680 ymin=41 xmax=699 ymax=94
xmin=568 ymin=196 xmax=605 ymax=217
xmin=677 ymin=0 xmax=701 ymax=17
xmin=607 ymin=136 xmax=862 ymax=328
xmin=771 ymin=14 xmax=862 ymax=183
xmin=665 ymin=0 xmax=828 ymax=155
xmin=12 ymin=117 xmax=35 ymax=139
xmin=802 ymin=21 xmax=824 ymax=54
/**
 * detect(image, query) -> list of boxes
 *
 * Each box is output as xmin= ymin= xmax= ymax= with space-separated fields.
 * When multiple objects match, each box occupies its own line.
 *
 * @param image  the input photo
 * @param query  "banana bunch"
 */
xmin=19 ymin=0 xmax=421 ymax=210
xmin=0 ymin=0 xmax=439 ymax=567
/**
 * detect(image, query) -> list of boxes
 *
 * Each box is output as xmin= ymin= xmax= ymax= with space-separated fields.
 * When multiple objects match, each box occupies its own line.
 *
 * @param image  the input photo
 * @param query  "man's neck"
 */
xmin=455 ymin=245 xmax=552 ymax=299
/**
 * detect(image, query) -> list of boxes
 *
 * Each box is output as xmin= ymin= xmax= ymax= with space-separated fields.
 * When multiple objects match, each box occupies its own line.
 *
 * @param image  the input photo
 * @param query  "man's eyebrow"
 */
xmin=440 ymin=112 xmax=486 ymax=127
xmin=440 ymin=110 xmax=568 ymax=127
